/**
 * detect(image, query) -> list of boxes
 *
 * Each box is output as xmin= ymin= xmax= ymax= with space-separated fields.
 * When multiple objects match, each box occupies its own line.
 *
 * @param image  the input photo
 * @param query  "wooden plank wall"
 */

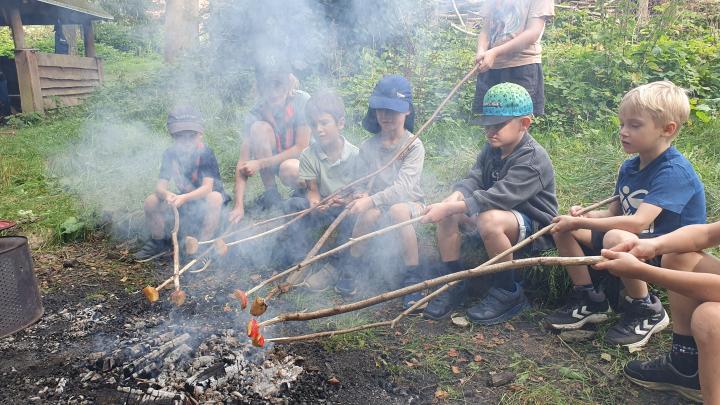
xmin=36 ymin=53 xmax=103 ymax=109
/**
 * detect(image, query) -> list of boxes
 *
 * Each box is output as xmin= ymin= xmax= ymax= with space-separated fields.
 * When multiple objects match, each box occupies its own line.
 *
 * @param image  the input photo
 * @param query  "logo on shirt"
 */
xmin=619 ymin=185 xmax=654 ymax=234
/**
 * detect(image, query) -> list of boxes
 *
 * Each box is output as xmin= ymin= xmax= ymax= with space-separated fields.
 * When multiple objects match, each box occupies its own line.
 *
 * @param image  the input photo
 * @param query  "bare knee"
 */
xmin=476 ymin=210 xmax=509 ymax=239
xmin=603 ymin=229 xmax=636 ymax=248
xmin=206 ymin=191 xmax=224 ymax=210
xmin=387 ymin=203 xmax=412 ymax=223
xmin=248 ymin=121 xmax=275 ymax=149
xmin=278 ymin=159 xmax=301 ymax=188
xmin=661 ymin=252 xmax=701 ymax=272
xmin=691 ymin=302 xmax=720 ymax=344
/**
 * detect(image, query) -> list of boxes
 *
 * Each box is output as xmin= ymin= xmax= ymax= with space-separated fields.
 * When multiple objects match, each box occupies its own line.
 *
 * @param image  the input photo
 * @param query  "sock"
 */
xmin=494 ymin=270 xmax=516 ymax=292
xmin=404 ymin=264 xmax=421 ymax=284
xmin=670 ymin=333 xmax=699 ymax=375
xmin=631 ymin=294 xmax=652 ymax=305
xmin=574 ymin=284 xmax=606 ymax=303
xmin=444 ymin=260 xmax=463 ymax=274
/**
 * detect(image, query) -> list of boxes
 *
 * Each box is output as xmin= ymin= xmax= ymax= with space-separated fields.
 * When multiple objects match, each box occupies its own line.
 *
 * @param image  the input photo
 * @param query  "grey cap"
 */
xmin=167 ymin=105 xmax=203 ymax=134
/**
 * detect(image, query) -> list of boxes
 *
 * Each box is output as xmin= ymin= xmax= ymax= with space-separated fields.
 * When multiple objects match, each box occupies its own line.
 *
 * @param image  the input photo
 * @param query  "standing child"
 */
xmin=472 ymin=0 xmax=555 ymax=119
xmin=134 ymin=106 xmax=229 ymax=261
xmin=229 ymin=68 xmax=311 ymax=223
xmin=421 ymin=82 xmax=558 ymax=324
xmin=340 ymin=75 xmax=426 ymax=310
xmin=597 ymin=221 xmax=720 ymax=403
xmin=546 ymin=81 xmax=706 ymax=352
xmin=276 ymin=90 xmax=359 ymax=291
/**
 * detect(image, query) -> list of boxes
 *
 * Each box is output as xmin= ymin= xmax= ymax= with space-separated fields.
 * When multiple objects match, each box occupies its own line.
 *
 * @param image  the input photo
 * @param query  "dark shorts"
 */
xmin=472 ymin=63 xmax=545 ymax=116
xmin=590 ymin=230 xmax=662 ymax=267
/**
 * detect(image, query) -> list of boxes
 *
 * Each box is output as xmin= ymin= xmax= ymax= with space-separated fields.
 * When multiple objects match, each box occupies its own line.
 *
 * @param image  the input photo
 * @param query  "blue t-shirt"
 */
xmin=615 ymin=146 xmax=706 ymax=236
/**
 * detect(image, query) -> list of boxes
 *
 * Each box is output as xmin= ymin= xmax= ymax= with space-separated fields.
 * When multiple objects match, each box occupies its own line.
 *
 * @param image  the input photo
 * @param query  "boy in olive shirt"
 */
xmin=276 ymin=91 xmax=359 ymax=290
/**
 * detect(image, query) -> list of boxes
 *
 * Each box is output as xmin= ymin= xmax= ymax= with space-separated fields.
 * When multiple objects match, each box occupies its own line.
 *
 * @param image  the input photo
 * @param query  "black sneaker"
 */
xmin=401 ymin=271 xmax=426 ymax=313
xmin=253 ymin=188 xmax=282 ymax=211
xmin=545 ymin=288 xmax=611 ymax=330
xmin=134 ymin=239 xmax=170 ymax=262
xmin=624 ymin=354 xmax=702 ymax=403
xmin=423 ymin=281 xmax=466 ymax=320
xmin=605 ymin=294 xmax=670 ymax=351
xmin=466 ymin=283 xmax=529 ymax=325
xmin=335 ymin=272 xmax=357 ymax=297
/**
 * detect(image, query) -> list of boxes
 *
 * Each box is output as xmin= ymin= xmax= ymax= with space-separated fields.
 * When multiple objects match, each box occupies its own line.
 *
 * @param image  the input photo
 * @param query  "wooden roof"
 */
xmin=0 ymin=0 xmax=113 ymax=26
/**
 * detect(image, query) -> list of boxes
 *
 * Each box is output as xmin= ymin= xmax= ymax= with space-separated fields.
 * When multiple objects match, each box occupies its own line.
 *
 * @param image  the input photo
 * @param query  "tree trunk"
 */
xmin=164 ymin=0 xmax=200 ymax=63
xmin=637 ymin=0 xmax=650 ymax=24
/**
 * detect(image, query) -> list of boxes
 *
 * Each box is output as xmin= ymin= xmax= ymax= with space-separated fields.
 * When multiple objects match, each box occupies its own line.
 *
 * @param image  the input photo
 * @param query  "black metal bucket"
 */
xmin=0 ymin=236 xmax=44 ymax=338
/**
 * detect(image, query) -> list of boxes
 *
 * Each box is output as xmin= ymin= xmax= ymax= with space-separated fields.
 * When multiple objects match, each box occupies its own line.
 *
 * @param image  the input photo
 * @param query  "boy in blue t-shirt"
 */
xmin=546 ymin=81 xmax=706 ymax=352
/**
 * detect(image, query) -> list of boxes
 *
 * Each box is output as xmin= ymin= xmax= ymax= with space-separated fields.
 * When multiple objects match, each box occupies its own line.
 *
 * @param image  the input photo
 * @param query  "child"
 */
xmin=421 ymin=82 xmax=558 ymax=324
xmin=597 ymin=221 xmax=720 ymax=403
xmin=546 ymin=81 xmax=706 ymax=351
xmin=472 ymin=0 xmax=555 ymax=119
xmin=340 ymin=75 xmax=425 ymax=309
xmin=229 ymin=67 xmax=311 ymax=223
xmin=276 ymin=90 xmax=359 ymax=290
xmin=134 ymin=106 xmax=229 ymax=261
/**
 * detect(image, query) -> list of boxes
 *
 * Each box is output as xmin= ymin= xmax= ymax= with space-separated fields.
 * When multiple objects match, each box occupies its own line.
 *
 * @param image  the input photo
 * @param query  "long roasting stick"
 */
xmin=391 ymin=194 xmax=620 ymax=326
xmin=227 ymin=65 xmax=480 ymax=249
xmin=171 ymin=206 xmax=180 ymax=292
xmin=266 ymin=256 xmax=607 ymax=344
xmin=196 ymin=209 xmax=308 ymax=246
xmin=245 ymin=216 xmax=423 ymax=296
xmin=259 ymin=255 xmax=606 ymax=329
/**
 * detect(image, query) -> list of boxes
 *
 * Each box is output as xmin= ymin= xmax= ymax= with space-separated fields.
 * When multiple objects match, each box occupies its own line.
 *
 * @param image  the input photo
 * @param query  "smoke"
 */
xmin=49 ymin=0 xmax=477 ymax=340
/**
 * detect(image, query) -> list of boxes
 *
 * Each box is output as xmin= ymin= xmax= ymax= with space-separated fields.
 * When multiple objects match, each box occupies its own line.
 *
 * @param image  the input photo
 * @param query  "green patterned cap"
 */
xmin=478 ymin=82 xmax=534 ymax=126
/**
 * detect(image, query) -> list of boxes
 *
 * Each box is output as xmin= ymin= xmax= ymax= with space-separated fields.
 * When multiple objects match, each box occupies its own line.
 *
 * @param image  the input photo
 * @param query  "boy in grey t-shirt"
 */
xmin=276 ymin=91 xmax=359 ymax=290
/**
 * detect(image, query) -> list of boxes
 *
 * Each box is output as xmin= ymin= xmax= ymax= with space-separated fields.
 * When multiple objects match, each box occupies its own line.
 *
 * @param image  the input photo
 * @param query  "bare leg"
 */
xmin=603 ymin=230 xmax=647 ymax=299
xmin=349 ymin=207 xmax=382 ymax=257
xmin=475 ymin=209 xmax=520 ymax=262
xmin=278 ymin=159 xmax=301 ymax=189
xmin=144 ymin=194 xmax=167 ymax=239
xmin=663 ymin=252 xmax=720 ymax=334
xmin=248 ymin=121 xmax=279 ymax=190
xmin=553 ymin=229 xmax=593 ymax=285
xmin=436 ymin=213 xmax=472 ymax=262
xmin=387 ymin=203 xmax=419 ymax=266
xmin=200 ymin=191 xmax=224 ymax=240
xmin=691 ymin=301 xmax=720 ymax=405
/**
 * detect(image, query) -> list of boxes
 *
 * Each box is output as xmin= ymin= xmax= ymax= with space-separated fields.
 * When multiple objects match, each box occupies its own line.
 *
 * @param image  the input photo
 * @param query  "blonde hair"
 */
xmin=619 ymin=81 xmax=690 ymax=134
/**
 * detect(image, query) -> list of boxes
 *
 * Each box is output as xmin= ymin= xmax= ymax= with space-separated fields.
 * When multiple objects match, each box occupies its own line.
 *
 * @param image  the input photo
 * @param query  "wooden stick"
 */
xmin=258 ymin=256 xmax=605 ymax=328
xmin=392 ymin=195 xmax=620 ymax=325
xmin=266 ymin=207 xmax=352 ymax=300
xmin=451 ymin=0 xmax=466 ymax=27
xmin=170 ymin=205 xmax=180 ymax=292
xmin=266 ymin=321 xmax=392 ymax=344
xmin=245 ymin=216 xmax=423 ymax=296
xmin=197 ymin=209 xmax=308 ymax=246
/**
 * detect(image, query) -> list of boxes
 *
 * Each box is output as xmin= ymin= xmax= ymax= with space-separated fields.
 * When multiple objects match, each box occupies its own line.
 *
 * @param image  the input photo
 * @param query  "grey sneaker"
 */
xmin=605 ymin=294 xmax=669 ymax=351
xmin=624 ymin=354 xmax=702 ymax=402
xmin=305 ymin=263 xmax=337 ymax=292
xmin=134 ymin=239 xmax=170 ymax=262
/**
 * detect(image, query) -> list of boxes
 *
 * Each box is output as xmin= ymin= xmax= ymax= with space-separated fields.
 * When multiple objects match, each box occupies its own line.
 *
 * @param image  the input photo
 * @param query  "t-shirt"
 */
xmin=480 ymin=0 xmax=555 ymax=69
xmin=244 ymin=90 xmax=310 ymax=153
xmin=614 ymin=146 xmax=706 ymax=236
xmin=299 ymin=137 xmax=359 ymax=198
xmin=357 ymin=130 xmax=425 ymax=207
xmin=159 ymin=143 xmax=228 ymax=201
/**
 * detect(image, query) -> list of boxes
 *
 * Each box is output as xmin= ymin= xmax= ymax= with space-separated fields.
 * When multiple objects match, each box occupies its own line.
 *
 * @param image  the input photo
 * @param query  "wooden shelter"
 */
xmin=0 ymin=0 xmax=113 ymax=114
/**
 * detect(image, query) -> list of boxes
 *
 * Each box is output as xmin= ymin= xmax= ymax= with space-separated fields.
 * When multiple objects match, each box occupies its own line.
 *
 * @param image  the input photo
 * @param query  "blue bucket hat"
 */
xmin=478 ymin=82 xmax=534 ymax=126
xmin=362 ymin=75 xmax=415 ymax=133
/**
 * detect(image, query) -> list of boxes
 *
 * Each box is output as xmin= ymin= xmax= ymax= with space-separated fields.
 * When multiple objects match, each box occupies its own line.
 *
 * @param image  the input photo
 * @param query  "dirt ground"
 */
xmin=0 ymin=238 xmax=696 ymax=404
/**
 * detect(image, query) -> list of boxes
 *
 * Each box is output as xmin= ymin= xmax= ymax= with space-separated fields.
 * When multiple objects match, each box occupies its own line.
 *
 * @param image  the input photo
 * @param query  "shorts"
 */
xmin=590 ymin=230 xmax=662 ymax=267
xmin=472 ymin=63 xmax=545 ymax=116
xmin=461 ymin=209 xmax=536 ymax=245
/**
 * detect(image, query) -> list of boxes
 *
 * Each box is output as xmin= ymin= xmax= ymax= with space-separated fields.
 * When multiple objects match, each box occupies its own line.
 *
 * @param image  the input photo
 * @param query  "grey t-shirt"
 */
xmin=357 ymin=130 xmax=425 ymax=207
xmin=298 ymin=137 xmax=359 ymax=198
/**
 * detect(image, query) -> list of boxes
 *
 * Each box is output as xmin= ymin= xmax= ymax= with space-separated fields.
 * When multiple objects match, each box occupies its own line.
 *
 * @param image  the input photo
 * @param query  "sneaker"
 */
xmin=305 ymin=263 xmax=337 ymax=292
xmin=605 ymin=294 xmax=670 ymax=351
xmin=335 ymin=271 xmax=357 ymax=297
xmin=545 ymin=288 xmax=611 ymax=330
xmin=253 ymin=188 xmax=282 ymax=211
xmin=401 ymin=270 xmax=426 ymax=313
xmin=624 ymin=354 xmax=702 ymax=403
xmin=423 ymin=281 xmax=466 ymax=320
xmin=466 ymin=283 xmax=529 ymax=325
xmin=134 ymin=239 xmax=170 ymax=262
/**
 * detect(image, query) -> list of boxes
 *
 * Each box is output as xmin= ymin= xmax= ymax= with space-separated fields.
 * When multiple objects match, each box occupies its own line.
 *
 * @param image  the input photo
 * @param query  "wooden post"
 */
xmin=8 ymin=6 xmax=25 ymax=49
xmin=83 ymin=22 xmax=96 ymax=58
xmin=63 ymin=25 xmax=78 ymax=55
xmin=15 ymin=50 xmax=44 ymax=113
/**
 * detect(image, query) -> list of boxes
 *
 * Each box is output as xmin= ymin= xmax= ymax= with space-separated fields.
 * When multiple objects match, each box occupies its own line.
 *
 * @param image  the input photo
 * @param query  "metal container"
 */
xmin=0 ymin=236 xmax=44 ymax=338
